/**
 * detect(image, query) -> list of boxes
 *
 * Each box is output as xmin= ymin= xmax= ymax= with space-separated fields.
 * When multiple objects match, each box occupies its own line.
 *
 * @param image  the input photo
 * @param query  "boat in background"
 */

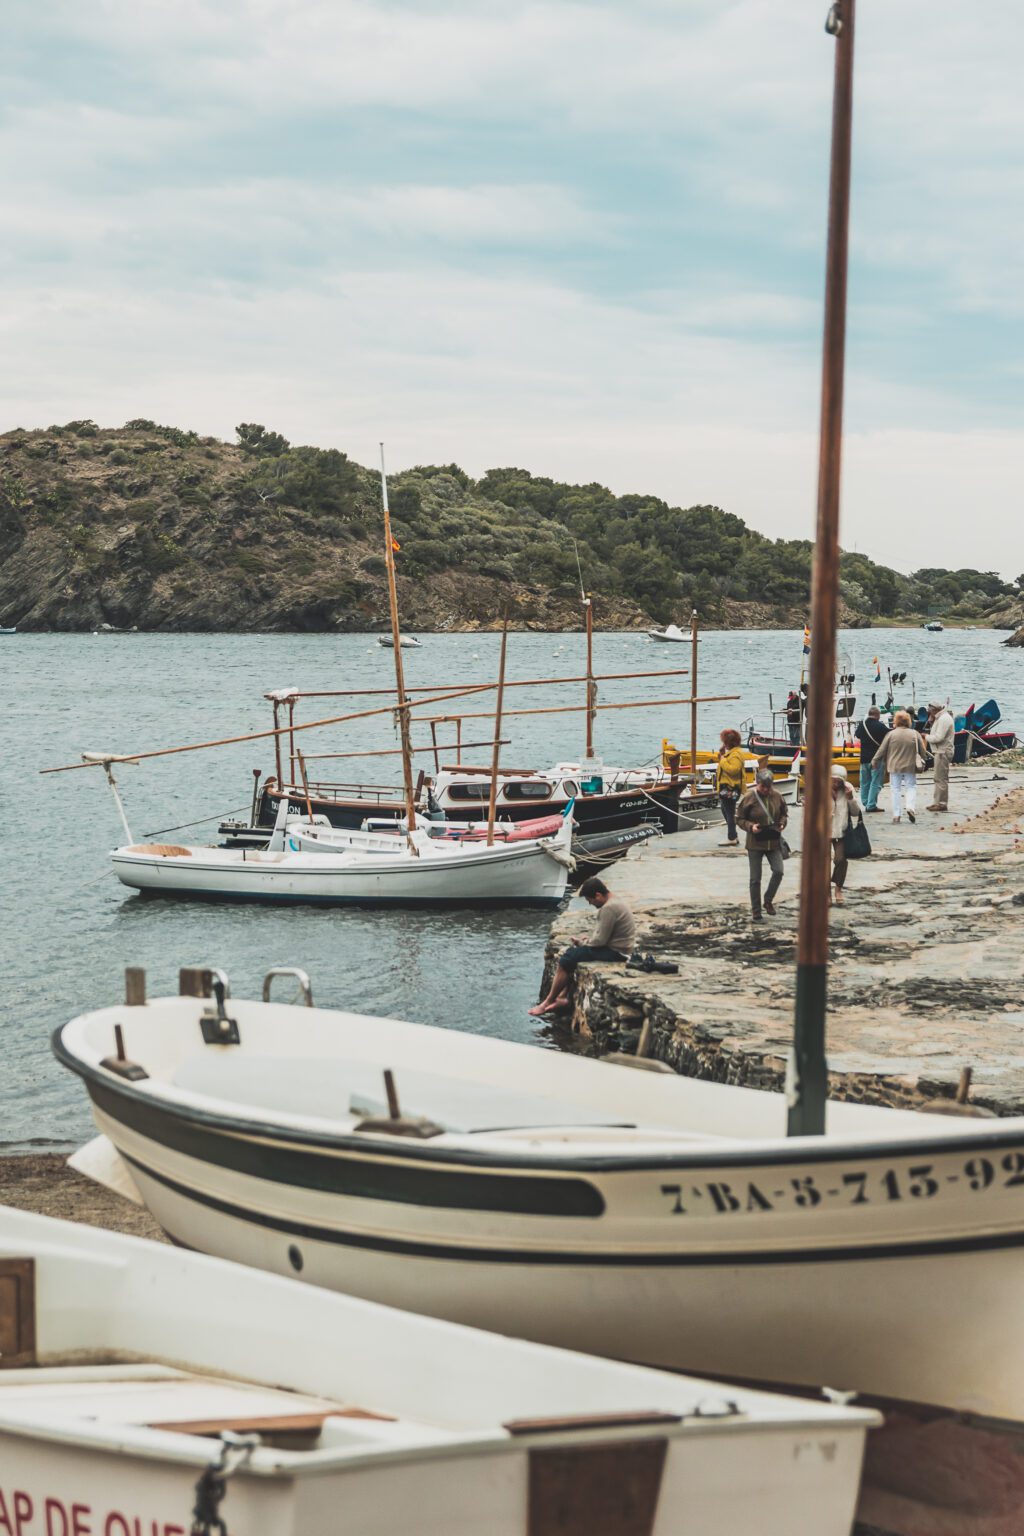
xmin=0 ymin=625 xmax=16 ymax=634
xmin=952 ymin=699 xmax=1018 ymax=762
xmin=647 ymin=623 xmax=687 ymax=642
xmin=923 ymin=621 xmax=944 ymax=632
xmin=0 ymin=1206 xmax=876 ymax=1536
xmin=378 ymin=633 xmax=422 ymax=648
xmin=58 ymin=973 xmax=1024 ymax=1425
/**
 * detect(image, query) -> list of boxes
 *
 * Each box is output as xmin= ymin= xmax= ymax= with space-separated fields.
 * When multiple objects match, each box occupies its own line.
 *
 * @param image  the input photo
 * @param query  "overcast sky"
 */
xmin=3 ymin=1 xmax=1021 ymax=576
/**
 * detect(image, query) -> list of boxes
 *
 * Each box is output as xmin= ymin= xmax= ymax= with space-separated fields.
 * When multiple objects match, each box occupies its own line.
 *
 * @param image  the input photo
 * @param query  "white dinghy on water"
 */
xmin=109 ymin=796 xmax=574 ymax=907
xmin=646 ymin=623 xmax=687 ymax=642
xmin=0 ymin=1207 xmax=876 ymax=1536
xmin=377 ymin=633 xmax=422 ymax=648
xmin=60 ymin=970 xmax=1024 ymax=1426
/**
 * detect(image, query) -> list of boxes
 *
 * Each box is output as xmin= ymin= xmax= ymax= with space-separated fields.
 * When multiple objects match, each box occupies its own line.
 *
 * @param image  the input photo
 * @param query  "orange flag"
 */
xmin=390 ymin=536 xmax=401 ymax=552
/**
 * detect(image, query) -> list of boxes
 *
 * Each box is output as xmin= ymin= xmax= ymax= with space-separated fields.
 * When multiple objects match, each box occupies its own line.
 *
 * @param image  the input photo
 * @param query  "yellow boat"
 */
xmin=661 ymin=740 xmax=859 ymax=785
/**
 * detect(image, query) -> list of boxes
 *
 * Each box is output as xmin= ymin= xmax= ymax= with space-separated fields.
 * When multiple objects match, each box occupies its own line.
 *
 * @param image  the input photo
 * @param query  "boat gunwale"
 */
xmin=52 ymin=1024 xmax=1024 ymax=1177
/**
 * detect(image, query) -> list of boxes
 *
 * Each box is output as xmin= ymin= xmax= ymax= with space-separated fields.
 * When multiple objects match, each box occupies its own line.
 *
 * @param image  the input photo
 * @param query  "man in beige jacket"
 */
xmin=926 ymin=701 xmax=955 ymax=812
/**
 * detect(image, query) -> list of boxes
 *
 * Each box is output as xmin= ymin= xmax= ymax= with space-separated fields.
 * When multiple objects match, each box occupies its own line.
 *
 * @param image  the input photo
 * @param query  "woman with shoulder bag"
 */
xmin=829 ymin=765 xmax=865 ymax=905
xmin=870 ymin=710 xmax=924 ymax=823
xmin=715 ymin=728 xmax=747 ymax=847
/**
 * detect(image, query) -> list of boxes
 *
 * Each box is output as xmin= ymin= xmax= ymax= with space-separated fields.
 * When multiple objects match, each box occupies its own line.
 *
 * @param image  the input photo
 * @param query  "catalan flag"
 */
xmin=390 ymin=536 xmax=401 ymax=553
xmin=802 ymin=624 xmax=811 ymax=656
xmin=873 ymin=657 xmax=881 ymax=683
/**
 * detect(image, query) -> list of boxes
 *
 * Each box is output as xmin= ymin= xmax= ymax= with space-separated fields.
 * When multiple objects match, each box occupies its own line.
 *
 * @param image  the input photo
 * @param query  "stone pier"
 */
xmin=542 ymin=759 xmax=1024 ymax=1114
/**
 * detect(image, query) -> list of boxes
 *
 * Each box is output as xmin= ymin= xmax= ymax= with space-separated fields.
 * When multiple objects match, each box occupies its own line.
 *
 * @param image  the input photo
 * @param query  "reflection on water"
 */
xmin=2 ymin=626 xmax=1020 ymax=1149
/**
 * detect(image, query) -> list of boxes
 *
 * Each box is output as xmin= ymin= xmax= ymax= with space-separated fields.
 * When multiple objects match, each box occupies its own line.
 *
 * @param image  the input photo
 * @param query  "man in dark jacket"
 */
xmin=736 ymin=768 xmax=789 ymax=921
xmin=855 ymin=706 xmax=890 ymax=812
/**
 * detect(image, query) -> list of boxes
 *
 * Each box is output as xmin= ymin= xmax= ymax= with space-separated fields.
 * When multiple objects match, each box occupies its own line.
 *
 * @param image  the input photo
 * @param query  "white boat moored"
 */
xmin=57 ymin=973 xmax=1024 ymax=1425
xmin=0 ymin=1206 xmax=876 ymax=1536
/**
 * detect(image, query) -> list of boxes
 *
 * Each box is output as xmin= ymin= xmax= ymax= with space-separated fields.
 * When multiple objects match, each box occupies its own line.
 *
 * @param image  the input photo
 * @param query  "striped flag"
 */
xmin=802 ymin=624 xmax=811 ymax=656
xmin=873 ymin=657 xmax=881 ymax=682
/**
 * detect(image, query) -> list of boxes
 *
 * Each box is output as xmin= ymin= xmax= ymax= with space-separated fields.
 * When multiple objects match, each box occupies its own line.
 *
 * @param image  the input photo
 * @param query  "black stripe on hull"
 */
xmin=89 ymin=1078 xmax=604 ymax=1217
xmin=124 ymin=1151 xmax=1024 ymax=1269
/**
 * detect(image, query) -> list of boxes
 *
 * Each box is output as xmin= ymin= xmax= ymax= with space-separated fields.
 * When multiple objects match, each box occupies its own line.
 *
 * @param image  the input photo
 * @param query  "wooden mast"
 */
xmin=379 ymin=444 xmax=418 ymax=838
xmin=789 ymin=0 xmax=856 ymax=1138
xmin=584 ymin=594 xmax=596 ymax=759
xmin=689 ymin=609 xmax=699 ymax=781
xmin=486 ymin=619 xmax=510 ymax=845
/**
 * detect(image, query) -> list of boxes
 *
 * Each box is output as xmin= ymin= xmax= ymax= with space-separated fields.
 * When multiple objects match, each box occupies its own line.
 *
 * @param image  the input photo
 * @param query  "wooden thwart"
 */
xmin=0 ymin=1258 xmax=36 ymax=1369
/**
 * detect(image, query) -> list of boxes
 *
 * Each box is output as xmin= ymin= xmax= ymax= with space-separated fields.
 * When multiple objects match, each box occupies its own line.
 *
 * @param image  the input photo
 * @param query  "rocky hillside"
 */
xmin=0 ymin=420 xmax=1017 ymax=632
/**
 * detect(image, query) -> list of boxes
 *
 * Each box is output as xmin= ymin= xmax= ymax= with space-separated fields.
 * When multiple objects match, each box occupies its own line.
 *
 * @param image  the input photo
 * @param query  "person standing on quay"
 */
xmin=926 ymin=701 xmax=955 ymax=811
xmin=829 ymin=765 xmax=864 ymax=906
xmin=871 ymin=710 xmax=924 ymax=823
xmin=736 ymin=767 xmax=788 ymax=922
xmin=715 ymin=728 xmax=747 ymax=847
xmin=855 ymin=705 xmax=889 ymax=812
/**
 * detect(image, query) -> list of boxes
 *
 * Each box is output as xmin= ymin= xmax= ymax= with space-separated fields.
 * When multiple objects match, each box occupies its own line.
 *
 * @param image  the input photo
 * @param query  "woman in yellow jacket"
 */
xmin=716 ymin=728 xmax=747 ymax=846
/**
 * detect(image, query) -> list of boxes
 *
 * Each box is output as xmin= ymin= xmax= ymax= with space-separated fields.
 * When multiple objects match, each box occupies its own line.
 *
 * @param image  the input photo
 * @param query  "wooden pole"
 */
xmin=689 ymin=609 xmax=699 ymax=781
xmin=277 ymin=668 xmax=691 ymax=701
xmin=790 ymin=0 xmax=856 ymax=1139
xmin=296 ymin=750 xmax=314 ymax=822
xmin=288 ymin=700 xmax=296 ymax=786
xmin=584 ymin=596 xmax=596 ymax=760
xmin=272 ymin=701 xmax=282 ymax=782
xmin=379 ymin=444 xmax=418 ymax=836
xmin=486 ymin=620 xmax=510 ymax=845
xmin=417 ymin=692 xmax=738 ymax=725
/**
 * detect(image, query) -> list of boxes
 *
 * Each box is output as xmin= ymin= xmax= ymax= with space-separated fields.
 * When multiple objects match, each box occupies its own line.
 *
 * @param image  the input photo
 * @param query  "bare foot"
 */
xmin=527 ymin=1003 xmax=550 ymax=1016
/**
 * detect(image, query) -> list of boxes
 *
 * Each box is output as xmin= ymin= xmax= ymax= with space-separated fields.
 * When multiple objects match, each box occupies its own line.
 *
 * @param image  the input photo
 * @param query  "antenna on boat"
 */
xmin=573 ymin=540 xmax=598 ymax=762
xmin=789 ymin=0 xmax=856 ymax=1139
xmin=486 ymin=617 xmax=510 ymax=846
xmin=379 ymin=442 xmax=419 ymax=847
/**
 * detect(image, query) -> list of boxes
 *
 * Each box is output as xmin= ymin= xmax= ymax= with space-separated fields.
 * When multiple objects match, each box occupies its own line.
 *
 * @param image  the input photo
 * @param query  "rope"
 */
xmin=143 ymin=803 xmax=251 ymax=838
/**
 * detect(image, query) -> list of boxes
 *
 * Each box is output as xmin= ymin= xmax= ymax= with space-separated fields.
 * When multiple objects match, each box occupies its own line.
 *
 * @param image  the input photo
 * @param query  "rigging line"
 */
xmin=143 ymin=802 xmax=251 ymax=838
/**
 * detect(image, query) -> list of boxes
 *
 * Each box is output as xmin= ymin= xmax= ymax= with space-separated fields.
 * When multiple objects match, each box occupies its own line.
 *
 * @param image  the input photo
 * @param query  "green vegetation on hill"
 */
xmin=0 ymin=419 xmax=1019 ymax=632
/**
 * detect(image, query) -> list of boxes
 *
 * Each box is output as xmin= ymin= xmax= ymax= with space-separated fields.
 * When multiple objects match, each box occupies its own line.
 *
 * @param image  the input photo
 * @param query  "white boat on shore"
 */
xmin=59 ymin=973 xmax=1024 ymax=1424
xmin=0 ymin=1207 xmax=876 ymax=1536
xmin=110 ymin=799 xmax=573 ymax=907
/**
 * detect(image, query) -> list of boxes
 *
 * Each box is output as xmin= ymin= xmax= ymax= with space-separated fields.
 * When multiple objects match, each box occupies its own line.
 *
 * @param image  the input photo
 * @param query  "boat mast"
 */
xmin=379 ymin=444 xmax=418 ymax=836
xmin=789 ymin=0 xmax=856 ymax=1138
xmin=689 ymin=609 xmax=699 ymax=781
xmin=584 ymin=595 xmax=596 ymax=759
xmin=486 ymin=619 xmax=510 ymax=846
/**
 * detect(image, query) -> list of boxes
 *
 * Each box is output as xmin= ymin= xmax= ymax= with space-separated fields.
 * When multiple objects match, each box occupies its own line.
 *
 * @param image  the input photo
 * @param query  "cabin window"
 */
xmin=561 ymin=781 xmax=580 ymax=797
xmin=502 ymin=782 xmax=552 ymax=801
xmin=836 ymin=696 xmax=855 ymax=718
xmin=447 ymin=783 xmax=491 ymax=801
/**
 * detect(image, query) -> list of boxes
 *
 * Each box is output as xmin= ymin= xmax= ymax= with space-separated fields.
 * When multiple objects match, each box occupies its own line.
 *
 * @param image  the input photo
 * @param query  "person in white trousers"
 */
xmin=871 ymin=710 xmax=925 ymax=824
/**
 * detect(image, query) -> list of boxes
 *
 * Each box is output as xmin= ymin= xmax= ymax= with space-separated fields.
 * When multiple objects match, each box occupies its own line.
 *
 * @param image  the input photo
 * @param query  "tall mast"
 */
xmin=379 ymin=443 xmax=418 ymax=836
xmin=584 ymin=594 xmax=596 ymax=759
xmin=789 ymin=0 xmax=856 ymax=1137
xmin=689 ymin=608 xmax=699 ymax=781
xmin=486 ymin=618 xmax=510 ymax=846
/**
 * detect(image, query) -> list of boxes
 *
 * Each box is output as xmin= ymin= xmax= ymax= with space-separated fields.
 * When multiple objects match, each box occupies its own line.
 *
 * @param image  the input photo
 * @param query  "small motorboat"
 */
xmin=647 ymin=623 xmax=687 ymax=642
xmin=378 ymin=633 xmax=422 ymax=648
xmin=58 ymin=969 xmax=1024 ymax=1424
xmin=0 ymin=1206 xmax=877 ymax=1535
xmin=923 ymin=621 xmax=944 ymax=632
xmin=112 ymin=796 xmax=574 ymax=907
xmin=0 ymin=625 xmax=16 ymax=635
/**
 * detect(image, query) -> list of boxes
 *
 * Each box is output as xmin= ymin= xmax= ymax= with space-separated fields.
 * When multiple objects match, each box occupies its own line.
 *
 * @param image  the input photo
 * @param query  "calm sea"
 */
xmin=2 ymin=626 xmax=1020 ymax=1152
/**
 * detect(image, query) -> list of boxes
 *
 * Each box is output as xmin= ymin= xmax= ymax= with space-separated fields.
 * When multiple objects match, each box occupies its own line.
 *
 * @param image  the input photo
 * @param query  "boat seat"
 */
xmin=172 ymin=1055 xmax=635 ymax=1135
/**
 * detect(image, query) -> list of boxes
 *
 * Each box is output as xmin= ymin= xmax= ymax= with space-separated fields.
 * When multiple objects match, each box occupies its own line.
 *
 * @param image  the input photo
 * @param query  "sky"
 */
xmin=2 ymin=0 xmax=1022 ymax=577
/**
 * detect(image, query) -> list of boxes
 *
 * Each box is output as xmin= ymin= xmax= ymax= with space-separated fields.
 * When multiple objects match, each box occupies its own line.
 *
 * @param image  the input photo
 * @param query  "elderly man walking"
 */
xmin=926 ymin=701 xmax=956 ymax=811
xmin=855 ymin=705 xmax=889 ymax=813
xmin=736 ymin=767 xmax=789 ymax=922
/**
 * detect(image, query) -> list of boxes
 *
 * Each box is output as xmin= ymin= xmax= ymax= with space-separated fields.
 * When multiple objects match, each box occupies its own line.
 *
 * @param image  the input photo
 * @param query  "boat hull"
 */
xmin=111 ymin=840 xmax=569 ymax=907
xmin=76 ymin=1057 xmax=1024 ymax=1423
xmin=256 ymin=781 xmax=695 ymax=837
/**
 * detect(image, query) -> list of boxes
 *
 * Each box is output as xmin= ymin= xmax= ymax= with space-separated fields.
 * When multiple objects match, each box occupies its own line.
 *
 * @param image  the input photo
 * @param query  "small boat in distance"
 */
xmin=0 ymin=625 xmax=16 ymax=634
xmin=923 ymin=621 xmax=944 ymax=632
xmin=378 ymin=633 xmax=422 ymax=648
xmin=0 ymin=1206 xmax=876 ymax=1535
xmin=647 ymin=623 xmax=687 ymax=642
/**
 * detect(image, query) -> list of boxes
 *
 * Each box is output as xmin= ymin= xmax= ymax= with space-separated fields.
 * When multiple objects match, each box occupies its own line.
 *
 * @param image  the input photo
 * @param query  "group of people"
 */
xmin=855 ymin=701 xmax=955 ymax=820
xmin=530 ymin=699 xmax=958 ymax=1012
xmin=715 ymin=699 xmax=956 ymax=919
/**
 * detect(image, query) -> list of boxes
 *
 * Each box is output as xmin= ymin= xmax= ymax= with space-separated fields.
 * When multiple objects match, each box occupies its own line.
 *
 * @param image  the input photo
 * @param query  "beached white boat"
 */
xmin=647 ymin=624 xmax=686 ymax=642
xmin=0 ymin=1207 xmax=876 ymax=1536
xmin=110 ymin=800 xmax=573 ymax=906
xmin=59 ymin=975 xmax=1024 ymax=1424
xmin=378 ymin=633 xmax=422 ymax=648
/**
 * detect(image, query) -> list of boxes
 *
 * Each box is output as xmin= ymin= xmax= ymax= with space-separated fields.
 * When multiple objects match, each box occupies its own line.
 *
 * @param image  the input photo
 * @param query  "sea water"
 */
xmin=2 ymin=625 xmax=1020 ymax=1150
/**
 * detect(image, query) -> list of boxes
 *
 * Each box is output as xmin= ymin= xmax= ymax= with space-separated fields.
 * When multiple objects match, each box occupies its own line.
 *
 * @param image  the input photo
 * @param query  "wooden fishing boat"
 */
xmin=58 ymin=972 xmax=1024 ymax=1424
xmin=0 ymin=1206 xmax=877 ymax=1536
xmin=109 ymin=807 xmax=573 ymax=907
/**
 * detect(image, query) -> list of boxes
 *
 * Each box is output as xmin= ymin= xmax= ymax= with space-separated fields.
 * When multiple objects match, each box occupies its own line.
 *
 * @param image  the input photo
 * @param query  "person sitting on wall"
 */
xmin=528 ymin=877 xmax=636 ymax=1016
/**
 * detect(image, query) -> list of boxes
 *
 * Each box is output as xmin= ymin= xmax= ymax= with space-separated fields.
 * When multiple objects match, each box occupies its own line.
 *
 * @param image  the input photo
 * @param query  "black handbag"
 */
xmin=843 ymin=813 xmax=871 ymax=860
